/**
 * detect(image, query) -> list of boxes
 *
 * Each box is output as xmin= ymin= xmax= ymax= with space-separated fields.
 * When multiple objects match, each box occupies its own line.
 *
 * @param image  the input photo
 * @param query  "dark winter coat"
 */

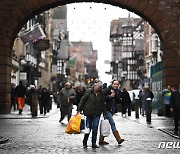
xmin=41 ymin=90 xmax=50 ymax=106
xmin=103 ymin=86 xmax=123 ymax=113
xmin=15 ymin=84 xmax=26 ymax=97
xmin=170 ymin=91 xmax=180 ymax=111
xmin=58 ymin=87 xmax=76 ymax=107
xmin=122 ymin=91 xmax=132 ymax=106
xmin=77 ymin=88 xmax=106 ymax=117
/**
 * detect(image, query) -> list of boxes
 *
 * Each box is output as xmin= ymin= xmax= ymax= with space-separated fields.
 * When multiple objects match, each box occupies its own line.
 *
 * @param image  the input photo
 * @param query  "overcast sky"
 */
xmin=67 ymin=3 xmax=140 ymax=84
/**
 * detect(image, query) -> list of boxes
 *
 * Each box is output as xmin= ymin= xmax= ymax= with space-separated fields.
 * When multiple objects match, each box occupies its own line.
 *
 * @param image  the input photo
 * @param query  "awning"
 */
xmin=19 ymin=24 xmax=46 ymax=44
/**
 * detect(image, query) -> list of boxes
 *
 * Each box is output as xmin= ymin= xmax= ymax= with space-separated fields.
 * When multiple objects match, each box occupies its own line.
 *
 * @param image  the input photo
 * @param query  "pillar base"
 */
xmin=0 ymin=103 xmax=11 ymax=114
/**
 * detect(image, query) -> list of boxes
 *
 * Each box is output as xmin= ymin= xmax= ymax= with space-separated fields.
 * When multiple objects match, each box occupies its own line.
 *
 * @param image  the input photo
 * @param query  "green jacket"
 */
xmin=78 ymin=88 xmax=106 ymax=117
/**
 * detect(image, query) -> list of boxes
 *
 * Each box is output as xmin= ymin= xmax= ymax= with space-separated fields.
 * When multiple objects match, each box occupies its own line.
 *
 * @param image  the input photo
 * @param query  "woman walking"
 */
xmin=99 ymin=80 xmax=124 ymax=145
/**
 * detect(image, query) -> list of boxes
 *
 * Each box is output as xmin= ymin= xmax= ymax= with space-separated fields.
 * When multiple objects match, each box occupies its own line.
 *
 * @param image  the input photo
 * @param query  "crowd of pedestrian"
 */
xmin=10 ymin=79 xmax=180 ymax=146
xmin=10 ymin=81 xmax=53 ymax=117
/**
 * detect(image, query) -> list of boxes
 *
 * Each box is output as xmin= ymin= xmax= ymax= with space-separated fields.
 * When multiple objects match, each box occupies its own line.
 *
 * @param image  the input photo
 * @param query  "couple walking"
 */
xmin=77 ymin=79 xmax=124 ymax=148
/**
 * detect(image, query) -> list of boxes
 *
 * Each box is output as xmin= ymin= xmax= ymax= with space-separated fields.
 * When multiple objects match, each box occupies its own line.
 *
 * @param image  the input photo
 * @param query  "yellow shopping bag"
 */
xmin=65 ymin=114 xmax=81 ymax=134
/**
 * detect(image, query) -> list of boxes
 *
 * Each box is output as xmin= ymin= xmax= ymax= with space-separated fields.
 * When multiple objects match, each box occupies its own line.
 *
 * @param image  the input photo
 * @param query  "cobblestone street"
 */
xmin=0 ymin=104 xmax=179 ymax=154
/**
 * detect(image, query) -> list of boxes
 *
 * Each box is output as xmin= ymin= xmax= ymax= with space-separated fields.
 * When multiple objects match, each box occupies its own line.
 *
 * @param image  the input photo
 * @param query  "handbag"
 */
xmin=65 ymin=114 xmax=81 ymax=134
xmin=100 ymin=119 xmax=110 ymax=137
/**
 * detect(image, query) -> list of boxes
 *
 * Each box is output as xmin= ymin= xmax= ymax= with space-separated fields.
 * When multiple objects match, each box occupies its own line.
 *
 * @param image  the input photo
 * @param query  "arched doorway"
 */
xmin=0 ymin=0 xmax=179 ymax=113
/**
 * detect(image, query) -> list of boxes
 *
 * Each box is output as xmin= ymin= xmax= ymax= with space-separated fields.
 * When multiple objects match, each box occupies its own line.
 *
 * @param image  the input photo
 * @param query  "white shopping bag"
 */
xmin=80 ymin=115 xmax=90 ymax=134
xmin=100 ymin=119 xmax=110 ymax=137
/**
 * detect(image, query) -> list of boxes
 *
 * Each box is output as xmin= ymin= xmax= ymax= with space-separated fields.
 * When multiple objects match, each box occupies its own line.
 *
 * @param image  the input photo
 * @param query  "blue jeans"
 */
xmin=86 ymin=115 xmax=101 ymax=144
xmin=106 ymin=111 xmax=117 ymax=132
xmin=141 ymin=102 xmax=146 ymax=116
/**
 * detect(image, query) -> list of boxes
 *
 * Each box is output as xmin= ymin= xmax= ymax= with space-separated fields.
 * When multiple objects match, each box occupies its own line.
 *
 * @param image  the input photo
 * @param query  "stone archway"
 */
xmin=0 ymin=0 xmax=179 ymax=113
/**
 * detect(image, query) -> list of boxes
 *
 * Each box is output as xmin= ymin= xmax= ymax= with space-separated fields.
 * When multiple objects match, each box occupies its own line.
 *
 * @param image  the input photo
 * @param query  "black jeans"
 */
xmin=60 ymin=105 xmax=73 ymax=122
xmin=174 ymin=110 xmax=180 ymax=132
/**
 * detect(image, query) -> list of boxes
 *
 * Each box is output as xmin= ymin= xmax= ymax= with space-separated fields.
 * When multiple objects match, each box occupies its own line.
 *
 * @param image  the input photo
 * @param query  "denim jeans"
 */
xmin=86 ymin=115 xmax=101 ymax=144
xmin=106 ymin=111 xmax=117 ymax=132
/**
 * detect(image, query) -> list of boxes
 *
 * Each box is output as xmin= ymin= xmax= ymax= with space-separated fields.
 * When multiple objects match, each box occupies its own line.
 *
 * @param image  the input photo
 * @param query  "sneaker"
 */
xmin=92 ymin=144 xmax=99 ymax=148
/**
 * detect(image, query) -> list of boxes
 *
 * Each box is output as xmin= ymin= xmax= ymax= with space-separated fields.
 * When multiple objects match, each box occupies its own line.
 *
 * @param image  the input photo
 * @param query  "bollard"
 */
xmin=134 ymin=99 xmax=139 ymax=118
xmin=146 ymin=98 xmax=152 ymax=123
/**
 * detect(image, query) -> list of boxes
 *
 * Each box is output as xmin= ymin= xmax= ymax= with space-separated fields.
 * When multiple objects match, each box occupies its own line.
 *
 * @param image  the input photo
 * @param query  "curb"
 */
xmin=158 ymin=128 xmax=180 ymax=139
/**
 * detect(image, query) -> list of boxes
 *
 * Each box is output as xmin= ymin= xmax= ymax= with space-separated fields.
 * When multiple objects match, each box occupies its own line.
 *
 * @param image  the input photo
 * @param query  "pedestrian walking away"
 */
xmin=15 ymin=81 xmax=27 ymax=114
xmin=77 ymin=79 xmax=106 ymax=148
xmin=41 ymin=88 xmax=50 ymax=115
xmin=99 ymin=79 xmax=124 ymax=146
xmin=122 ymin=88 xmax=132 ymax=117
xmin=58 ymin=81 xmax=76 ymax=122
xmin=170 ymin=84 xmax=180 ymax=135
xmin=11 ymin=83 xmax=17 ymax=110
xmin=139 ymin=86 xmax=154 ymax=116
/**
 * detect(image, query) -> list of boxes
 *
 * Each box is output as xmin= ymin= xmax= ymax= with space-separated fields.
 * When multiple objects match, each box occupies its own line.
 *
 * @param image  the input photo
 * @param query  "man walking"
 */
xmin=15 ymin=81 xmax=27 ymax=114
xmin=77 ymin=79 xmax=106 ymax=148
xmin=58 ymin=81 xmax=76 ymax=122
xmin=170 ymin=84 xmax=180 ymax=135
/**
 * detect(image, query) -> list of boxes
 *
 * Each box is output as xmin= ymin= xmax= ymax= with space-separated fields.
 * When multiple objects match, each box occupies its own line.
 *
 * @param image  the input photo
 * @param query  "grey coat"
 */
xmin=58 ymin=87 xmax=76 ymax=107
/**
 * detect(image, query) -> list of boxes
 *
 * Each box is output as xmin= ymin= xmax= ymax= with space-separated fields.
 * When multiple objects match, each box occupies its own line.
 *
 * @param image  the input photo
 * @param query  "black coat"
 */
xmin=103 ymin=86 xmax=123 ymax=112
xmin=170 ymin=91 xmax=180 ymax=111
xmin=122 ymin=91 xmax=132 ymax=106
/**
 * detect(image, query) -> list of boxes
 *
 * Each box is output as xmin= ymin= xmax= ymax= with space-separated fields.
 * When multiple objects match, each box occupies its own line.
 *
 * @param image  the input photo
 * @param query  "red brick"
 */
xmin=163 ymin=68 xmax=180 ymax=77
xmin=27 ymin=0 xmax=40 ymax=10
xmin=127 ymin=0 xmax=139 ymax=6
xmin=163 ymin=58 xmax=180 ymax=68
xmin=38 ymin=0 xmax=49 ymax=6
xmin=0 ymin=65 xmax=11 ymax=75
xmin=143 ymin=3 xmax=157 ymax=18
xmin=163 ymin=48 xmax=180 ymax=59
xmin=0 ymin=56 xmax=11 ymax=65
xmin=10 ymin=9 xmax=25 ymax=21
xmin=151 ymin=10 xmax=164 ymax=25
xmin=0 ymin=35 xmax=11 ymax=47
xmin=136 ymin=0 xmax=148 ymax=12
xmin=157 ymin=17 xmax=171 ymax=31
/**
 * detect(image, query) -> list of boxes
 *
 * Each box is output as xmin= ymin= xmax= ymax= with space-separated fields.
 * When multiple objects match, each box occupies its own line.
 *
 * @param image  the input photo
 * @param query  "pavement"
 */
xmin=0 ymin=102 xmax=180 ymax=154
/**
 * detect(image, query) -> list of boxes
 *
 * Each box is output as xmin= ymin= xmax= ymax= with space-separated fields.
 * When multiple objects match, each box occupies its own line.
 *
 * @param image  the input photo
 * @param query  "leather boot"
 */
xmin=99 ymin=135 xmax=109 ymax=145
xmin=113 ymin=130 xmax=124 ymax=145
xmin=83 ymin=133 xmax=89 ymax=147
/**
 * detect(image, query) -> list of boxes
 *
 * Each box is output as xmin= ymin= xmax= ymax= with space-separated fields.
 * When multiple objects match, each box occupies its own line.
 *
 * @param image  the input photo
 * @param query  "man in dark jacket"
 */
xmin=170 ymin=84 xmax=180 ymax=135
xmin=122 ymin=88 xmax=132 ymax=117
xmin=77 ymin=79 xmax=106 ymax=148
xmin=15 ymin=81 xmax=27 ymax=114
xmin=58 ymin=81 xmax=76 ymax=122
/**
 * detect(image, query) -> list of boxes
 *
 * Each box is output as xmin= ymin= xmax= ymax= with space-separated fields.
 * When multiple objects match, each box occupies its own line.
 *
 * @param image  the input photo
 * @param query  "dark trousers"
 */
xmin=174 ymin=110 xmax=180 ymax=132
xmin=122 ymin=104 xmax=131 ymax=116
xmin=60 ymin=105 xmax=72 ymax=122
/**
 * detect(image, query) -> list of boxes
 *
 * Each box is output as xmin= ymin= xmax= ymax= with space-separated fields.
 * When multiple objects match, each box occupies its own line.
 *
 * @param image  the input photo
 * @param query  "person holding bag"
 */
xmin=99 ymin=79 xmax=124 ymax=145
xmin=77 ymin=79 xmax=106 ymax=148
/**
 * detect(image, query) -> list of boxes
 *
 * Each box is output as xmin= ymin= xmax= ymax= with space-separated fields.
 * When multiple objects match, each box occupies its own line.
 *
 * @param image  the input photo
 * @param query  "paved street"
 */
xmin=0 ymin=103 xmax=180 ymax=154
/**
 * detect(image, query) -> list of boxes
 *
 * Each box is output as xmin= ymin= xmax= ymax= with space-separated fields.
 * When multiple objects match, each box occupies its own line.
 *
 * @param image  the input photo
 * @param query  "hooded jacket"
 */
xmin=78 ymin=88 xmax=106 ymax=117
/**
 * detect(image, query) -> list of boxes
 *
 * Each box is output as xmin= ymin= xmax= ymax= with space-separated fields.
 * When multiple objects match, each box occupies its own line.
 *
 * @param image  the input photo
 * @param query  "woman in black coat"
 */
xmin=99 ymin=80 xmax=124 ymax=146
xmin=41 ymin=88 xmax=50 ymax=115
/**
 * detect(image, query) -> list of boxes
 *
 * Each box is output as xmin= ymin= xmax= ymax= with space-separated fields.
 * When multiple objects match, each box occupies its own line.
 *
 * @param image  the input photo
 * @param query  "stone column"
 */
xmin=163 ymin=48 xmax=180 ymax=89
xmin=0 ymin=47 xmax=12 ymax=114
